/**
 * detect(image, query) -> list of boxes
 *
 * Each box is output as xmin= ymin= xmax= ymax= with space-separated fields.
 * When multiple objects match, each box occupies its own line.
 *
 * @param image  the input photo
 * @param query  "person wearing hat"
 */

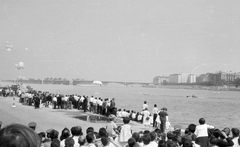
xmin=28 ymin=122 xmax=37 ymax=130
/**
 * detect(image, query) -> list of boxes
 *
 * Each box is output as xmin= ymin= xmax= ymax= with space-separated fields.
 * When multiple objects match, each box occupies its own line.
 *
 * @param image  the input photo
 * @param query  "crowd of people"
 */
xmin=0 ymin=117 xmax=239 ymax=147
xmin=1 ymin=87 xmax=240 ymax=147
xmin=16 ymin=89 xmax=118 ymax=116
xmin=14 ymin=88 xmax=171 ymax=131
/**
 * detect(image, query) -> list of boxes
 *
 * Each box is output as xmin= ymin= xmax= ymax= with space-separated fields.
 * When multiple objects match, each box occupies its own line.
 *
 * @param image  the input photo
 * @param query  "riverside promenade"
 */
xmin=0 ymin=96 xmax=146 ymax=134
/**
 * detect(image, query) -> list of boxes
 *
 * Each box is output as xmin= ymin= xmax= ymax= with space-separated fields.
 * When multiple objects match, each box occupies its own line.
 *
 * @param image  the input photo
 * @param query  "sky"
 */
xmin=0 ymin=0 xmax=240 ymax=82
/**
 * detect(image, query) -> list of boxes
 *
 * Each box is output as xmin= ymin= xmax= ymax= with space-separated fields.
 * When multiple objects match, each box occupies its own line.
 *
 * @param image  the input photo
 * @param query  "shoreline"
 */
xmin=1 ymin=81 xmax=240 ymax=92
xmin=0 ymin=95 xmax=147 ymax=135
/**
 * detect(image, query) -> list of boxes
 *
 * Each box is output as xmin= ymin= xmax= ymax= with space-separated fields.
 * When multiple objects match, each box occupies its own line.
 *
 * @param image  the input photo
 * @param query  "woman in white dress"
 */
xmin=141 ymin=108 xmax=151 ymax=130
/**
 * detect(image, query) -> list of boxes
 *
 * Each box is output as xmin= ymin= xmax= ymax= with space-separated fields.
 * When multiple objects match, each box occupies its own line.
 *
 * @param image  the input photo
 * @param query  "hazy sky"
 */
xmin=0 ymin=0 xmax=240 ymax=82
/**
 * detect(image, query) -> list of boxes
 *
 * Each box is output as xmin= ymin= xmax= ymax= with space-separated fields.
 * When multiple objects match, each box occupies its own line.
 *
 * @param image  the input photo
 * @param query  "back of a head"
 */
xmin=86 ymin=127 xmax=94 ymax=134
xmin=60 ymin=128 xmax=70 ymax=141
xmin=71 ymin=126 xmax=82 ymax=136
xmin=0 ymin=123 xmax=41 ymax=147
xmin=199 ymin=118 xmax=205 ymax=125
xmin=158 ymin=140 xmax=166 ymax=147
xmin=167 ymin=131 xmax=174 ymax=140
xmin=123 ymin=117 xmax=131 ymax=124
xmin=99 ymin=127 xmax=108 ymax=137
xmin=65 ymin=137 xmax=75 ymax=147
xmin=86 ymin=132 xmax=94 ymax=143
xmin=142 ymin=134 xmax=151 ymax=145
xmin=144 ymin=130 xmax=150 ymax=135
xmin=128 ymin=137 xmax=136 ymax=147
xmin=51 ymin=139 xmax=60 ymax=147
xmin=50 ymin=130 xmax=59 ymax=140
xmin=188 ymin=124 xmax=196 ymax=133
xmin=132 ymin=132 xmax=140 ymax=142
xmin=213 ymin=129 xmax=221 ymax=138
xmin=75 ymin=126 xmax=82 ymax=136
xmin=182 ymin=140 xmax=193 ymax=147
xmin=101 ymin=136 xmax=109 ymax=146
xmin=149 ymin=132 xmax=156 ymax=141
xmin=232 ymin=128 xmax=240 ymax=137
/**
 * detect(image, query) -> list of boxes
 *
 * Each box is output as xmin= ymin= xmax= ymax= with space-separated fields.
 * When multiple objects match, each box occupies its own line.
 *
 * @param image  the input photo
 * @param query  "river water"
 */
xmin=4 ymin=82 xmax=240 ymax=129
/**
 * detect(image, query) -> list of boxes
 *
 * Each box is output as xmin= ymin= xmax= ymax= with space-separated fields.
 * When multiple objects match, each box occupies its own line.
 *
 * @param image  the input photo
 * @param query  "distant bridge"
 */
xmin=2 ymin=79 xmax=153 ymax=87
xmin=72 ymin=80 xmax=152 ymax=86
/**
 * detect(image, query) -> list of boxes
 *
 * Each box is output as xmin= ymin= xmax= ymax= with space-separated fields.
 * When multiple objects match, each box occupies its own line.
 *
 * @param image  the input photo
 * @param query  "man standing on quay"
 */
xmin=158 ymin=107 xmax=168 ymax=133
xmin=142 ymin=101 xmax=148 ymax=111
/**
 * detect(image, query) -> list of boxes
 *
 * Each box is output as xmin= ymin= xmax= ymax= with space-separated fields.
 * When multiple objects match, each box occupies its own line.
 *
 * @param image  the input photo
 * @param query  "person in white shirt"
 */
xmin=79 ymin=96 xmax=84 ymax=110
xmin=131 ymin=111 xmax=136 ymax=120
xmin=89 ymin=96 xmax=94 ymax=112
xmin=194 ymin=118 xmax=214 ymax=147
xmin=64 ymin=95 xmax=69 ymax=109
xmin=52 ymin=96 xmax=57 ymax=109
xmin=141 ymin=108 xmax=151 ymax=130
xmin=137 ymin=113 xmax=143 ymax=123
xmin=117 ymin=109 xmax=122 ymax=118
xmin=99 ymin=98 xmax=103 ymax=114
xmin=142 ymin=101 xmax=148 ymax=111
xmin=92 ymin=98 xmax=97 ymax=113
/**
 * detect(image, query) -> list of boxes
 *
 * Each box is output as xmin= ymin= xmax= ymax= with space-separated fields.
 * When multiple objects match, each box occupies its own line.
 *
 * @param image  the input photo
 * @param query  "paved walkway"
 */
xmin=0 ymin=96 xmax=149 ymax=135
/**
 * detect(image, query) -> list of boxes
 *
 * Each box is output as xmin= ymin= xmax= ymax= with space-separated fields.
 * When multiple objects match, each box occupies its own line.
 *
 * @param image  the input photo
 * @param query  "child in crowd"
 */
xmin=106 ymin=114 xmax=118 ymax=139
xmin=65 ymin=137 xmax=75 ymax=147
xmin=125 ymin=137 xmax=136 ymax=147
xmin=85 ymin=132 xmax=96 ymax=147
xmin=118 ymin=117 xmax=132 ymax=146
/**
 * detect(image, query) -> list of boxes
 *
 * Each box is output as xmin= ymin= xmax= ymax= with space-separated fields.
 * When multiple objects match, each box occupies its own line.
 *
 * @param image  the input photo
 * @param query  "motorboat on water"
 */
xmin=186 ymin=95 xmax=198 ymax=98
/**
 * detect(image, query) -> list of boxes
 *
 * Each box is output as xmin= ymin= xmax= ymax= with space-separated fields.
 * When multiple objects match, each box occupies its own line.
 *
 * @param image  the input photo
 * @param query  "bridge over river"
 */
xmin=72 ymin=80 xmax=153 ymax=86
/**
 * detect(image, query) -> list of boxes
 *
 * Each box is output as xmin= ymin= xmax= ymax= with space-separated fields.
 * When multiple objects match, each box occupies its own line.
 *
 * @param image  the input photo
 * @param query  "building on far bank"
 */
xmin=188 ymin=74 xmax=196 ymax=83
xmin=181 ymin=73 xmax=189 ymax=83
xmin=196 ymin=74 xmax=209 ymax=83
xmin=169 ymin=74 xmax=182 ymax=83
xmin=169 ymin=73 xmax=196 ymax=84
xmin=153 ymin=76 xmax=169 ymax=85
xmin=234 ymin=72 xmax=240 ymax=80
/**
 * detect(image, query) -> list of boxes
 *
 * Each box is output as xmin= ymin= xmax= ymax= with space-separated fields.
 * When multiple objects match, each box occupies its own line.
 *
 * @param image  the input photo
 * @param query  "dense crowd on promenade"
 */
xmin=5 ymin=88 xmax=165 ymax=128
xmin=0 ymin=116 xmax=240 ymax=147
xmin=1 ymin=87 xmax=240 ymax=147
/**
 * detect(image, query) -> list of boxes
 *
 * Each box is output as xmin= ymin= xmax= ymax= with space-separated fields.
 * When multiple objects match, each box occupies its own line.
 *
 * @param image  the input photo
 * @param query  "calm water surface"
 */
xmin=22 ymin=84 xmax=240 ymax=129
